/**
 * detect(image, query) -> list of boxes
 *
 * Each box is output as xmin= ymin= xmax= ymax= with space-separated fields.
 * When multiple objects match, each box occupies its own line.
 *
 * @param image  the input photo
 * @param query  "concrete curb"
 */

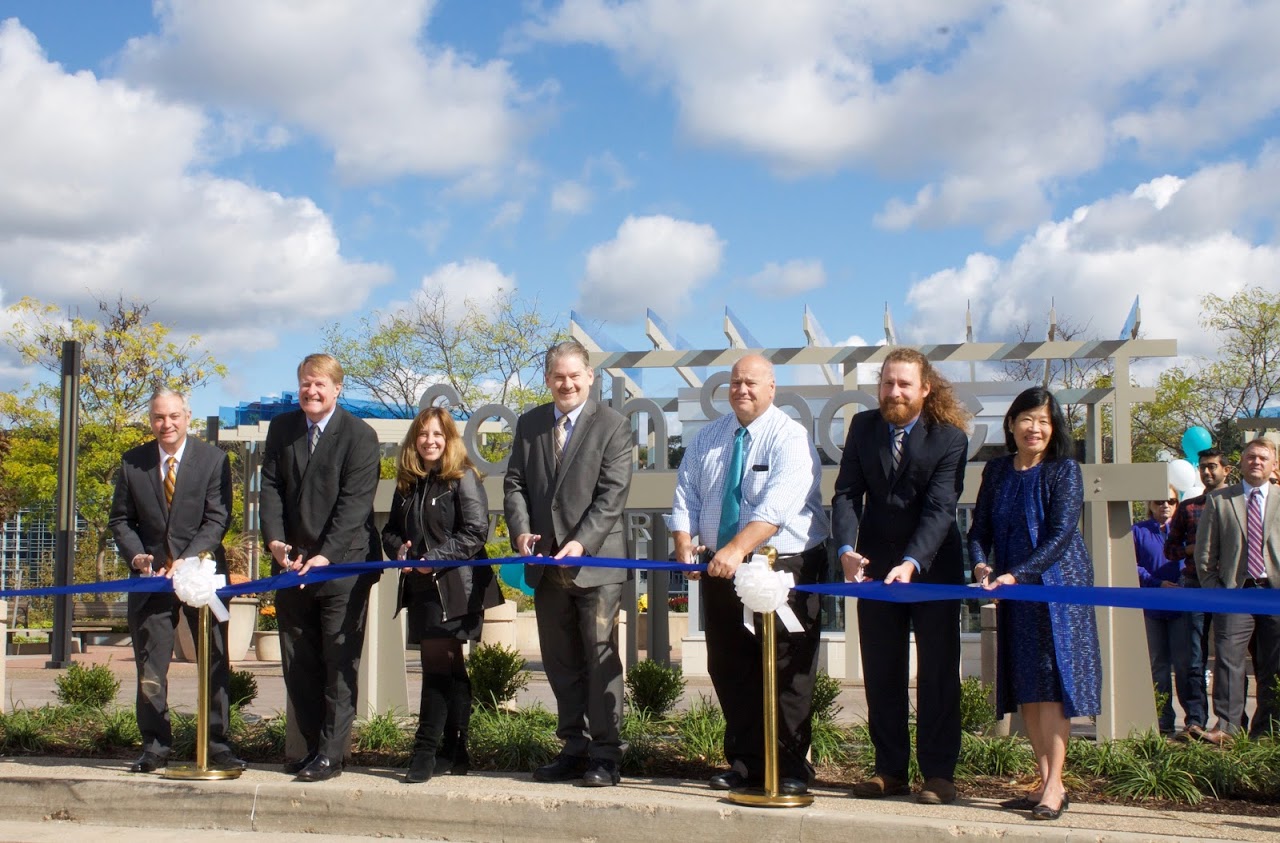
xmin=2 ymin=758 xmax=1278 ymax=842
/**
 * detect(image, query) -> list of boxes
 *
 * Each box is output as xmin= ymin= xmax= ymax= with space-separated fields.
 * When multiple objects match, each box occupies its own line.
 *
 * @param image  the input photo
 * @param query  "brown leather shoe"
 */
xmin=852 ymin=774 xmax=910 ymax=798
xmin=918 ymin=777 xmax=957 ymax=804
xmin=1198 ymin=728 xmax=1228 ymax=746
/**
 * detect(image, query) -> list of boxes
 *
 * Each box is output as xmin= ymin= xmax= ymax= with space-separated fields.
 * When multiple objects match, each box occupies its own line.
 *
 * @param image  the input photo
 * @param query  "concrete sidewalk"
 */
xmin=1 ymin=756 xmax=1278 ymax=842
xmin=5 ymin=644 xmax=1277 ymax=841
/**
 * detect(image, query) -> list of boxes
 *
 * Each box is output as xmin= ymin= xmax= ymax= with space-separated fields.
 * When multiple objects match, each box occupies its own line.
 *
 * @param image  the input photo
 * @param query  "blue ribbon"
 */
xmin=3 ymin=556 xmax=1279 ymax=616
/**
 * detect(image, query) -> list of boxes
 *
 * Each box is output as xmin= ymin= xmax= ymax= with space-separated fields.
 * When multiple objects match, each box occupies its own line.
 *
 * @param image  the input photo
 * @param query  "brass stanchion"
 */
xmin=727 ymin=547 xmax=813 ymax=808
xmin=163 ymin=604 xmax=241 ymax=780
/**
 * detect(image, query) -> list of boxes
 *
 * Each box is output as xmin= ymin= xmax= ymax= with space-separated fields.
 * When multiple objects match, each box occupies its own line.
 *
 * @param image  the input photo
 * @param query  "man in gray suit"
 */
xmin=504 ymin=340 xmax=633 ymax=787
xmin=1196 ymin=437 xmax=1280 ymax=742
xmin=109 ymin=388 xmax=241 ymax=773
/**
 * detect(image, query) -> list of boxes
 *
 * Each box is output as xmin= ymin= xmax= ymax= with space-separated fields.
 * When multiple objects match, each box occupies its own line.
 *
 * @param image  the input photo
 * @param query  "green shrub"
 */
xmin=0 ymin=707 xmax=52 ymax=753
xmin=467 ymin=643 xmax=530 ymax=709
xmin=229 ymin=669 xmax=259 ymax=709
xmin=956 ymin=731 xmax=1034 ymax=780
xmin=625 ymin=660 xmax=685 ymax=718
xmin=811 ymin=718 xmax=853 ymax=765
xmin=54 ymin=662 xmax=120 ymax=708
xmin=469 ymin=703 xmax=559 ymax=771
xmin=811 ymin=670 xmax=843 ymax=722
xmin=675 ymin=695 xmax=725 ymax=766
xmin=958 ymin=676 xmax=996 ymax=733
xmin=354 ymin=710 xmax=411 ymax=754
xmin=93 ymin=708 xmax=141 ymax=752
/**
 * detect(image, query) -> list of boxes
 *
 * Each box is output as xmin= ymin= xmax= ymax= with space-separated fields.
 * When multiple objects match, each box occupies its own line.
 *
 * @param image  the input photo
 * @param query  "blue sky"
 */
xmin=2 ymin=1 xmax=1279 ymax=417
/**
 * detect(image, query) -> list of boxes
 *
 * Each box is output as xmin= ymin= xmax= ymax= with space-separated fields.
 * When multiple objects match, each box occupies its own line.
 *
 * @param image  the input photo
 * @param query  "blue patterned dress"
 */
xmin=967 ymin=456 xmax=1102 ymax=718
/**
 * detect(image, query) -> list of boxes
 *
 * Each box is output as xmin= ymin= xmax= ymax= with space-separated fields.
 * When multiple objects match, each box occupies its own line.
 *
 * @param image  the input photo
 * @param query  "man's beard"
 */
xmin=880 ymin=397 xmax=924 ymax=426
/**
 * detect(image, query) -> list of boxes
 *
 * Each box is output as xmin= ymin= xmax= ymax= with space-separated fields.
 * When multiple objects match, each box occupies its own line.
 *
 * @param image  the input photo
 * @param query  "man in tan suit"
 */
xmin=1196 ymin=438 xmax=1280 ymax=741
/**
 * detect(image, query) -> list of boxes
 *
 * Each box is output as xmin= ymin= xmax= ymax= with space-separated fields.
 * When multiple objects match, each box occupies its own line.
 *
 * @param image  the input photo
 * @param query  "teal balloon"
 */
xmin=499 ymin=563 xmax=534 ymax=596
xmin=1181 ymin=426 xmax=1213 ymax=463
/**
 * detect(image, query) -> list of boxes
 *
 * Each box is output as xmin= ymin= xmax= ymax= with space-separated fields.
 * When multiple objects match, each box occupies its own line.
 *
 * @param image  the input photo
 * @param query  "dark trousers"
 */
xmin=534 ymin=573 xmax=624 ymax=762
xmin=858 ymin=597 xmax=961 ymax=781
xmin=276 ymin=574 xmax=376 ymax=760
xmin=1144 ymin=611 xmax=1196 ymax=733
xmin=128 ymin=591 xmax=231 ymax=757
xmin=1182 ymin=575 xmax=1211 ymax=729
xmin=1211 ymin=608 xmax=1280 ymax=738
xmin=702 ymin=543 xmax=826 ymax=783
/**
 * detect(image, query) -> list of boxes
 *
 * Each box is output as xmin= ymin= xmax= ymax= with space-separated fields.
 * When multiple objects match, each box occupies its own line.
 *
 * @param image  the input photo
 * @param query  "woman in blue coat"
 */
xmin=969 ymin=387 xmax=1101 ymax=821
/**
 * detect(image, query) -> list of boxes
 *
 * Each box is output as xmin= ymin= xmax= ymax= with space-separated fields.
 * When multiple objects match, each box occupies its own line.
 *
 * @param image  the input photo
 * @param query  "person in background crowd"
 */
xmin=1164 ymin=448 xmax=1229 ymax=739
xmin=1195 ymin=438 xmax=1280 ymax=743
xmin=1134 ymin=485 xmax=1194 ymax=736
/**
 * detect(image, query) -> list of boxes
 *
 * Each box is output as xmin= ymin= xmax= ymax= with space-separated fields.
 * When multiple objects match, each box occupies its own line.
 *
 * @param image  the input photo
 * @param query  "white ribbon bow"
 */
xmin=171 ymin=556 xmax=230 ymax=622
xmin=733 ymin=554 xmax=803 ymax=634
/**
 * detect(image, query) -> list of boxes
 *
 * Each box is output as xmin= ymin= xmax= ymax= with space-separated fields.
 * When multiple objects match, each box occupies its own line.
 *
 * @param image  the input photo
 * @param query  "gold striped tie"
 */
xmin=164 ymin=456 xmax=176 ymax=507
xmin=554 ymin=414 xmax=569 ymax=466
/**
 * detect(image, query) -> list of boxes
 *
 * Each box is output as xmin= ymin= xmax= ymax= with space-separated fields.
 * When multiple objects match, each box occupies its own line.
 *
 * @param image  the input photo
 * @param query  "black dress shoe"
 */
xmin=128 ymin=751 xmax=168 ymax=773
xmin=1030 ymin=794 xmax=1069 ymax=821
xmin=209 ymin=751 xmax=248 ymax=772
xmin=581 ymin=758 xmax=620 ymax=787
xmin=533 ymin=754 xmax=589 ymax=783
xmin=282 ymin=752 xmax=318 ymax=775
xmin=708 ymin=770 xmax=748 ymax=790
xmin=296 ymin=754 xmax=342 ymax=782
xmin=779 ymin=777 xmax=808 ymax=796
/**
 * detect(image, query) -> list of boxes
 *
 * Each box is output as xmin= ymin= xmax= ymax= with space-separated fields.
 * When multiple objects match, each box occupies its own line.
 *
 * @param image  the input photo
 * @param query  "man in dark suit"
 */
xmin=109 ymin=388 xmax=241 ymax=773
xmin=260 ymin=353 xmax=382 ymax=782
xmin=504 ymin=339 xmax=633 ymax=787
xmin=831 ymin=347 xmax=970 ymax=805
xmin=1196 ymin=437 xmax=1280 ymax=742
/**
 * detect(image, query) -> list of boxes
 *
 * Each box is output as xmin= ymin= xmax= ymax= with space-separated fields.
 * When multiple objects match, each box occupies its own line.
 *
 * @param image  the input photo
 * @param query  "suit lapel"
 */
xmin=877 ymin=418 xmax=893 ymax=481
xmin=144 ymin=445 xmax=168 ymax=518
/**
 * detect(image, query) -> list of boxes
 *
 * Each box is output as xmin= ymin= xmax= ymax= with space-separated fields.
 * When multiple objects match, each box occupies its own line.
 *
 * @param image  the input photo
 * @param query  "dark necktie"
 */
xmin=891 ymin=426 xmax=906 ymax=473
xmin=309 ymin=423 xmax=321 ymax=454
xmin=717 ymin=428 xmax=747 ymax=550
xmin=1247 ymin=489 xmax=1266 ymax=580
xmin=554 ymin=414 xmax=570 ymax=466
xmin=164 ymin=456 xmax=176 ymax=507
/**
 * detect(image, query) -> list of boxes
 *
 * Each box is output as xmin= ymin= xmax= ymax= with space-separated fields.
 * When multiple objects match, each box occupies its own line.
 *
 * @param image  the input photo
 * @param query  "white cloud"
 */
xmin=551 ymin=180 xmax=592 ymax=214
xmin=744 ymin=259 xmax=826 ymax=297
xmin=418 ymin=258 xmax=516 ymax=320
xmin=119 ymin=0 xmax=540 ymax=183
xmin=576 ymin=215 xmax=723 ymax=322
xmin=489 ymin=199 xmax=525 ymax=229
xmin=527 ymin=0 xmax=1280 ymax=237
xmin=0 ymin=19 xmax=390 ymax=362
xmin=904 ymin=152 xmax=1280 ymax=366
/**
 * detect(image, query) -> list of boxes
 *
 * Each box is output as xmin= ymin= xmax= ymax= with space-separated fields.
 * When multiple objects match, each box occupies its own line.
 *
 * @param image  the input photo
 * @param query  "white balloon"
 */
xmin=1168 ymin=459 xmax=1198 ymax=493
xmin=1185 ymin=483 xmax=1205 ymax=499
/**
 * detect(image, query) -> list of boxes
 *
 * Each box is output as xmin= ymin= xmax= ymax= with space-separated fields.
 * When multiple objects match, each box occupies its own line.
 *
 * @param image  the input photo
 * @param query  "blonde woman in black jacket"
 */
xmin=383 ymin=407 xmax=502 ymax=783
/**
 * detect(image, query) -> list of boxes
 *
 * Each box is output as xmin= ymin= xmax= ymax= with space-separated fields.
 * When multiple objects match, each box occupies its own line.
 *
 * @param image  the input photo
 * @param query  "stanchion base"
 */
xmin=725 ymin=787 xmax=814 ymax=808
xmin=161 ymin=764 xmax=243 ymax=781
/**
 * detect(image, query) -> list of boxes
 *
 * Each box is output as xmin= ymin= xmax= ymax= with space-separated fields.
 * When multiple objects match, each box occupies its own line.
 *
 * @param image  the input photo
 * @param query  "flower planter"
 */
xmin=227 ymin=596 xmax=259 ymax=662
xmin=254 ymin=630 xmax=282 ymax=662
xmin=635 ymin=612 xmax=690 ymax=651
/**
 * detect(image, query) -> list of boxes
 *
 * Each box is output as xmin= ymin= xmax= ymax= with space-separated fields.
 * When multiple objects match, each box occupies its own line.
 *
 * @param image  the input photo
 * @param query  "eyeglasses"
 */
xmin=1157 ymin=498 xmax=1178 ymax=505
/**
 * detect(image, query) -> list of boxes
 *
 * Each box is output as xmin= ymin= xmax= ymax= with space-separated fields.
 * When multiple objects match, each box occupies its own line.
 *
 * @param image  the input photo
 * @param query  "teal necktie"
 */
xmin=717 ymin=427 xmax=747 ymax=549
